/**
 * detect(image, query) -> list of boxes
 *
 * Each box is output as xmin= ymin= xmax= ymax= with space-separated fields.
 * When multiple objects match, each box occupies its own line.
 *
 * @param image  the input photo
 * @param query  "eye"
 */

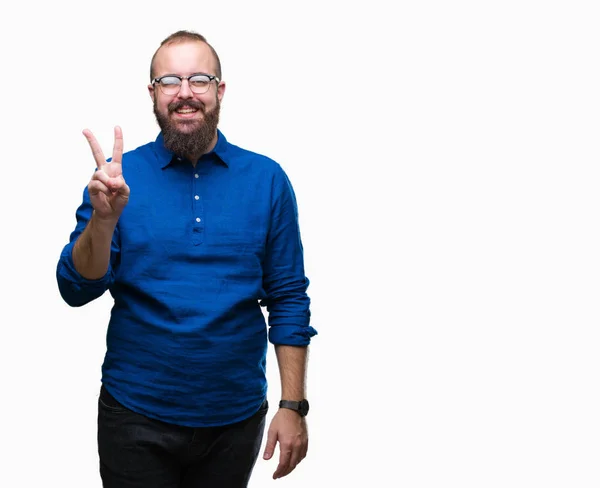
xmin=160 ymin=76 xmax=181 ymax=86
xmin=189 ymin=75 xmax=210 ymax=87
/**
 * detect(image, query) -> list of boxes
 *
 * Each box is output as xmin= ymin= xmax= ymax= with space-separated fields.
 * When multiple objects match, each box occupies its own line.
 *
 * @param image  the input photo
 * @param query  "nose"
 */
xmin=178 ymin=78 xmax=193 ymax=99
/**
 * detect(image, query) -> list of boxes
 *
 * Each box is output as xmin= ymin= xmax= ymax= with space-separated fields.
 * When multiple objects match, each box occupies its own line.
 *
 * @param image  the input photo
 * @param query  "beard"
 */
xmin=154 ymin=96 xmax=220 ymax=160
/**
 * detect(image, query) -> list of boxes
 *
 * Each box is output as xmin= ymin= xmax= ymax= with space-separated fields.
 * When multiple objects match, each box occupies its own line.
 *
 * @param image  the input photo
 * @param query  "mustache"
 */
xmin=168 ymin=100 xmax=204 ymax=113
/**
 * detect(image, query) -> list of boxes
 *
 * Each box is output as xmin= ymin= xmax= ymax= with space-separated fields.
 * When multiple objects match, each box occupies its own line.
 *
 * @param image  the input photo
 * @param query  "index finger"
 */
xmin=111 ymin=126 xmax=123 ymax=165
xmin=82 ymin=129 xmax=107 ymax=170
xmin=274 ymin=449 xmax=292 ymax=479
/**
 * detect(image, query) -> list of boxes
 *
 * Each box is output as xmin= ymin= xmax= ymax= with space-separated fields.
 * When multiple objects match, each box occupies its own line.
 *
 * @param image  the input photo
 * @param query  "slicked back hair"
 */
xmin=150 ymin=30 xmax=222 ymax=81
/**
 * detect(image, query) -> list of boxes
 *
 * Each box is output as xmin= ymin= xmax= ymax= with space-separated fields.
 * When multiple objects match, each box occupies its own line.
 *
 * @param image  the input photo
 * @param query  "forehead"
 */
xmin=153 ymin=41 xmax=217 ymax=76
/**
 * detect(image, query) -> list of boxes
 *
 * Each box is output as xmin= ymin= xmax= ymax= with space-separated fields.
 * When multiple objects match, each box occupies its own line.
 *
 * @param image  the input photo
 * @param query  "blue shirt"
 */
xmin=56 ymin=130 xmax=317 ymax=427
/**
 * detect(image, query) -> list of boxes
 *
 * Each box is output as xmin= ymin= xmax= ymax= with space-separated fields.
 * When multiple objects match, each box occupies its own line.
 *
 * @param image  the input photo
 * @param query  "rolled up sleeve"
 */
xmin=56 ymin=188 xmax=119 ymax=307
xmin=261 ymin=167 xmax=317 ymax=346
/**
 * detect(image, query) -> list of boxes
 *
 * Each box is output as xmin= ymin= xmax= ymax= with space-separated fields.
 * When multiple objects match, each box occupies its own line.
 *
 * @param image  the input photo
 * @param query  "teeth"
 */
xmin=176 ymin=108 xmax=197 ymax=114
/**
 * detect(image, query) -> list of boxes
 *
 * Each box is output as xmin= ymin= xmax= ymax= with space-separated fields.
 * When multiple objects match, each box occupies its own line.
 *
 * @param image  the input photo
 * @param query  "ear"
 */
xmin=217 ymin=81 xmax=226 ymax=102
xmin=148 ymin=84 xmax=156 ymax=102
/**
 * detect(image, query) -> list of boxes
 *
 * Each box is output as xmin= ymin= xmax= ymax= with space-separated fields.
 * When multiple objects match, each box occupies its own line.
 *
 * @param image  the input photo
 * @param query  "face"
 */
xmin=149 ymin=41 xmax=226 ymax=158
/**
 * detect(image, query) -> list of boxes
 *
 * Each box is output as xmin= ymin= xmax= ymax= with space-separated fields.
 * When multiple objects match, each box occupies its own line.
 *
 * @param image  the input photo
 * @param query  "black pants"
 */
xmin=98 ymin=385 xmax=268 ymax=488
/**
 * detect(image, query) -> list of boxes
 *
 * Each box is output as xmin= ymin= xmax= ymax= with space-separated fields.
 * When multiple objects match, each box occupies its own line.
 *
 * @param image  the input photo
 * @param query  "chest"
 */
xmin=118 ymin=164 xmax=270 ymax=256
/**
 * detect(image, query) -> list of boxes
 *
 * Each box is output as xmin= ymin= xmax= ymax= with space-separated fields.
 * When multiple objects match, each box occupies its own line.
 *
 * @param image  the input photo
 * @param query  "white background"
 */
xmin=1 ymin=0 xmax=599 ymax=486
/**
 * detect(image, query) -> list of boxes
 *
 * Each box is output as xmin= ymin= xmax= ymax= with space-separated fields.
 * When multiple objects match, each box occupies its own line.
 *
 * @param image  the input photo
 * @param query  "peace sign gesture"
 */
xmin=82 ymin=126 xmax=130 ymax=222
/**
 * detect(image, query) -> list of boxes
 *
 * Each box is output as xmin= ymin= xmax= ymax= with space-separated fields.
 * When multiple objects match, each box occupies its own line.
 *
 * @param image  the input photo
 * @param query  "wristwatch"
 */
xmin=279 ymin=399 xmax=310 ymax=417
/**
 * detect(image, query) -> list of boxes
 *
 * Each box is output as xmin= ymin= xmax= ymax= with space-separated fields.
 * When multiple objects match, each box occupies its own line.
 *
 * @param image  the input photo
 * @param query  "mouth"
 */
xmin=173 ymin=106 xmax=201 ymax=119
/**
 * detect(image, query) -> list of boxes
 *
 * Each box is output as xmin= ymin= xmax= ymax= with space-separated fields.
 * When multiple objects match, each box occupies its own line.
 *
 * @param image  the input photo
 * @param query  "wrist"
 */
xmin=91 ymin=211 xmax=119 ymax=229
xmin=279 ymin=399 xmax=309 ymax=417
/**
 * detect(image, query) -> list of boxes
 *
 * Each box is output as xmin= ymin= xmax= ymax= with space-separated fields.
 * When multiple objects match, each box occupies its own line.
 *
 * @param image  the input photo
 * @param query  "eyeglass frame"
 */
xmin=151 ymin=73 xmax=221 ymax=95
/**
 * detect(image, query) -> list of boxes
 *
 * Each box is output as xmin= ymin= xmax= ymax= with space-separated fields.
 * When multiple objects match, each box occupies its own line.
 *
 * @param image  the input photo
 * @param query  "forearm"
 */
xmin=72 ymin=212 xmax=118 ymax=280
xmin=275 ymin=344 xmax=308 ymax=400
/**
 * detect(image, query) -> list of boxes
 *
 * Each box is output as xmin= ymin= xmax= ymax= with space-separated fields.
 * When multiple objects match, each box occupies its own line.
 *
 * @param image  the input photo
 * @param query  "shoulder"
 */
xmin=222 ymin=139 xmax=285 ymax=175
xmin=222 ymin=141 xmax=297 ymax=198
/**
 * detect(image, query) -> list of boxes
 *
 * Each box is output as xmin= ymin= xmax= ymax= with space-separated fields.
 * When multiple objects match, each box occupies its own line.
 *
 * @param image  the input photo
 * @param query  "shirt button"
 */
xmin=196 ymin=217 xmax=201 ymax=223
xmin=194 ymin=195 xmax=200 ymax=200
xmin=194 ymin=174 xmax=199 ymax=178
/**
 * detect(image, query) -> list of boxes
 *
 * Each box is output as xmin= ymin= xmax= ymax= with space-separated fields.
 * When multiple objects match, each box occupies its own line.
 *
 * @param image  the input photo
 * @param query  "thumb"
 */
xmin=117 ymin=182 xmax=131 ymax=197
xmin=263 ymin=429 xmax=277 ymax=460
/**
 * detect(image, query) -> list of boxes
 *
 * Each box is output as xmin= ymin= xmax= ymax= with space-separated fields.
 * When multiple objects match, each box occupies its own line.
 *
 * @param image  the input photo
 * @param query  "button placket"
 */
xmin=192 ymin=171 xmax=204 ymax=245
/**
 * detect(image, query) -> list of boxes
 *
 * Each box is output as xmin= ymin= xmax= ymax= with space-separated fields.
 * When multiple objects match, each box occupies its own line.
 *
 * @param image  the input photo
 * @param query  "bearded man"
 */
xmin=56 ymin=30 xmax=316 ymax=488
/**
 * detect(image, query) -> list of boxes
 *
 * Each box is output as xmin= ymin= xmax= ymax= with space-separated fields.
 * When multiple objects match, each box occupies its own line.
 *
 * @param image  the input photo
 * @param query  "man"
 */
xmin=56 ymin=30 xmax=317 ymax=488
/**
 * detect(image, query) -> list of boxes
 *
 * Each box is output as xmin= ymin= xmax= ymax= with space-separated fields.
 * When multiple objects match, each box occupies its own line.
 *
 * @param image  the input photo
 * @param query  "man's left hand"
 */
xmin=262 ymin=407 xmax=308 ymax=479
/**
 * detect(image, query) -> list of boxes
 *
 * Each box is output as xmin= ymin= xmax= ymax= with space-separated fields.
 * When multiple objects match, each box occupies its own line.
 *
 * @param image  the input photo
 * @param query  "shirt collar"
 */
xmin=154 ymin=129 xmax=231 ymax=169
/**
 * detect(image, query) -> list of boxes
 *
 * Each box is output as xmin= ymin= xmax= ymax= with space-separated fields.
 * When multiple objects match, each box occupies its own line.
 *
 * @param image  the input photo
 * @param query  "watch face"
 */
xmin=299 ymin=399 xmax=309 ymax=416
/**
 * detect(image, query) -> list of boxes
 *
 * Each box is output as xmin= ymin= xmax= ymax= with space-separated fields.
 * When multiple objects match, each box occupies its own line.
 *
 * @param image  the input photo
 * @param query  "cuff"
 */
xmin=268 ymin=325 xmax=318 ymax=346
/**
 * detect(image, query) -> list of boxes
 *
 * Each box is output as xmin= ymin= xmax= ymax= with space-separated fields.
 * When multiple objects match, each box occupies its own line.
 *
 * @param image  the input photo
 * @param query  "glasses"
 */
xmin=152 ymin=73 xmax=220 ymax=95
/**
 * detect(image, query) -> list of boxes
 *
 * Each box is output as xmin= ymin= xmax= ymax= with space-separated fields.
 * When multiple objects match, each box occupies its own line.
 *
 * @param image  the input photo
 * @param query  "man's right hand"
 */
xmin=83 ymin=126 xmax=130 ymax=222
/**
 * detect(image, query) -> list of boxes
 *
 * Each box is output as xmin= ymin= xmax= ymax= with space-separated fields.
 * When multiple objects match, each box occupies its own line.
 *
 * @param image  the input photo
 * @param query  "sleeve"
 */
xmin=261 ymin=165 xmax=318 ymax=346
xmin=56 ymin=187 xmax=120 ymax=307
